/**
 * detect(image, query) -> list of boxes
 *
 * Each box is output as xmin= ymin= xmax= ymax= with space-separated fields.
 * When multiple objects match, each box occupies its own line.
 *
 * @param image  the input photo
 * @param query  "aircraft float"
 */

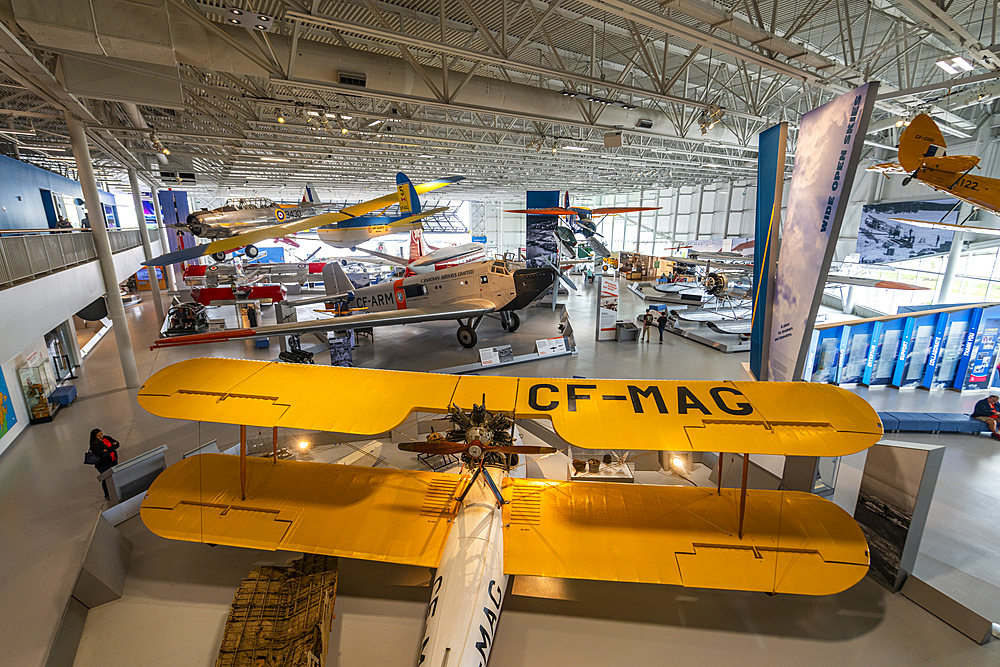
xmin=505 ymin=192 xmax=660 ymax=258
xmin=145 ymin=173 xmax=463 ymax=266
xmin=138 ymin=359 xmax=884 ymax=667
xmin=869 ymin=113 xmax=1000 ymax=236
xmin=150 ymin=258 xmax=554 ymax=349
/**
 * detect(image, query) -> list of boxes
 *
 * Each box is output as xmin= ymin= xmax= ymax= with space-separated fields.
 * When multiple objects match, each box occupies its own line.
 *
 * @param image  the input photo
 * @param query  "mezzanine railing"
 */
xmin=0 ymin=228 xmax=146 ymax=290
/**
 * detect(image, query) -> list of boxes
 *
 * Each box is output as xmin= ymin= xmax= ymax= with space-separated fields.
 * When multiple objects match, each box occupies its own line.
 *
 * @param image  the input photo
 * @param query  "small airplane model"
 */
xmin=150 ymin=259 xmax=554 ymax=349
xmin=146 ymin=173 xmax=463 ymax=266
xmin=138 ymin=359 xmax=883 ymax=667
xmin=869 ymin=113 xmax=1000 ymax=235
xmin=348 ymin=229 xmax=489 ymax=275
xmin=505 ymin=192 xmax=660 ymax=258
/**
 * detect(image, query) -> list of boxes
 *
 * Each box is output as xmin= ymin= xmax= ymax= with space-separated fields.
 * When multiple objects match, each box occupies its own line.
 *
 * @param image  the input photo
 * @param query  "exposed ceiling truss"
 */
xmin=0 ymin=0 xmax=995 ymax=203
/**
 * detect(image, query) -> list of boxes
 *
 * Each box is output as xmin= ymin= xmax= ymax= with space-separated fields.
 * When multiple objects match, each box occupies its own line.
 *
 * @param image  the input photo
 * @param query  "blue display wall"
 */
xmin=0 ymin=154 xmax=117 ymax=230
xmin=807 ymin=304 xmax=1000 ymax=390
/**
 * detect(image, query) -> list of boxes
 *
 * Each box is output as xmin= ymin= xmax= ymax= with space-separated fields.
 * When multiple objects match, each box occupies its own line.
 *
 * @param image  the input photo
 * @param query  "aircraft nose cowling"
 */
xmin=505 ymin=267 xmax=556 ymax=310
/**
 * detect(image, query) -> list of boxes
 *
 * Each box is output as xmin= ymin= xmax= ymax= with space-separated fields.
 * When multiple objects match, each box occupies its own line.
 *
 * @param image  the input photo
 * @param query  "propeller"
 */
xmin=540 ymin=256 xmax=578 ymax=291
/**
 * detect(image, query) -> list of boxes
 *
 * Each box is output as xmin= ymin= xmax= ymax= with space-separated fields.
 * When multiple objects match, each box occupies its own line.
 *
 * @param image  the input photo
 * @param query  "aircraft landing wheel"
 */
xmin=457 ymin=325 xmax=477 ymax=348
xmin=211 ymin=251 xmax=227 ymax=262
xmin=902 ymin=177 xmax=912 ymax=186
xmin=245 ymin=244 xmax=259 ymax=259
xmin=501 ymin=312 xmax=520 ymax=333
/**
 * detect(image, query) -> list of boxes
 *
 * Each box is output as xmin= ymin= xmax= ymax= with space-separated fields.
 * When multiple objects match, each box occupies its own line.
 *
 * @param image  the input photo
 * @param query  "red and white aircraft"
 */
xmin=353 ymin=229 xmax=488 ymax=275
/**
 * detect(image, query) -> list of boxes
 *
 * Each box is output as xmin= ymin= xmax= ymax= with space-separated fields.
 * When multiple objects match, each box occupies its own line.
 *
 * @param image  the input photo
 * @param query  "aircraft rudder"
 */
xmin=898 ymin=113 xmax=947 ymax=173
xmin=396 ymin=172 xmax=422 ymax=215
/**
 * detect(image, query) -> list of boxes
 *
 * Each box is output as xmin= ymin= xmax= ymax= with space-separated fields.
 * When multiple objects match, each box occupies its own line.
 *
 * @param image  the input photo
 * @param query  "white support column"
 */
xmin=128 ymin=168 xmax=165 ymax=323
xmin=65 ymin=112 xmax=141 ymax=389
xmin=151 ymin=188 xmax=178 ymax=293
xmin=938 ymin=230 xmax=964 ymax=303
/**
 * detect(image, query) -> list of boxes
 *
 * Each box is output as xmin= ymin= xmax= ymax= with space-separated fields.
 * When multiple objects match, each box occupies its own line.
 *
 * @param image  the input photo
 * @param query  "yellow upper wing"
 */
xmin=503 ymin=479 xmax=869 ymax=595
xmin=141 ymin=453 xmax=457 ymax=567
xmin=138 ymin=359 xmax=882 ymax=456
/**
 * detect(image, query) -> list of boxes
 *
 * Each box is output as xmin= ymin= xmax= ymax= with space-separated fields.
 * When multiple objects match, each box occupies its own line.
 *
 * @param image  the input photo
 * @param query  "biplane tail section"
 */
xmin=302 ymin=182 xmax=320 ymax=205
xmin=396 ymin=172 xmax=421 ymax=214
xmin=899 ymin=113 xmax=948 ymax=172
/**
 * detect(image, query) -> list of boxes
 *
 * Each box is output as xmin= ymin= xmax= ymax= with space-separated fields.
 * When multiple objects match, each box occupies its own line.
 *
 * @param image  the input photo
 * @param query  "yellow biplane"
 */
xmin=138 ymin=358 xmax=882 ymax=666
xmin=870 ymin=113 xmax=1000 ymax=235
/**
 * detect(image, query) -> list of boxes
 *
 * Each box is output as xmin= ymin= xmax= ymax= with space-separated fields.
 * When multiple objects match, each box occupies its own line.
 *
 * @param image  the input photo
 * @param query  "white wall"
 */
xmin=0 ymin=241 xmax=158 ymax=457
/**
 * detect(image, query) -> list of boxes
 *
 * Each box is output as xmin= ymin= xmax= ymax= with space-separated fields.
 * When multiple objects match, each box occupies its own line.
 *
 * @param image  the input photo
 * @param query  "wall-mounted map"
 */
xmin=855 ymin=199 xmax=957 ymax=264
xmin=0 ymin=368 xmax=16 ymax=438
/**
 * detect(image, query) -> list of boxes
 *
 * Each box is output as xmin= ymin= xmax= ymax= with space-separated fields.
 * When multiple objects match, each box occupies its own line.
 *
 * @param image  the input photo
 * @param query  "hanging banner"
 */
xmin=767 ymin=82 xmax=879 ymax=382
xmin=750 ymin=122 xmax=787 ymax=380
xmin=596 ymin=276 xmax=618 ymax=341
xmin=525 ymin=190 xmax=560 ymax=269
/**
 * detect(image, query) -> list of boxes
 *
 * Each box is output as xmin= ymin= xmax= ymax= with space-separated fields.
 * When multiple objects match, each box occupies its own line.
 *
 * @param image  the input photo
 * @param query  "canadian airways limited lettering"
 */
xmin=527 ymin=384 xmax=755 ymax=416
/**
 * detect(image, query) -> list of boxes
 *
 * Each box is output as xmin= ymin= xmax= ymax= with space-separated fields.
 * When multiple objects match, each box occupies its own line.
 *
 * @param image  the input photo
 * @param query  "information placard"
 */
xmin=479 ymin=345 xmax=514 ymax=366
xmin=596 ymin=276 xmax=618 ymax=341
xmin=536 ymin=338 xmax=566 ymax=356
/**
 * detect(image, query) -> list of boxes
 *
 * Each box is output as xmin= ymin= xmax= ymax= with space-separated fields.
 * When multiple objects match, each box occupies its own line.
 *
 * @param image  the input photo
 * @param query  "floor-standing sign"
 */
xmin=596 ymin=276 xmax=618 ymax=341
xmin=525 ymin=190 xmax=560 ymax=269
xmin=750 ymin=122 xmax=787 ymax=380
xmin=767 ymin=82 xmax=879 ymax=382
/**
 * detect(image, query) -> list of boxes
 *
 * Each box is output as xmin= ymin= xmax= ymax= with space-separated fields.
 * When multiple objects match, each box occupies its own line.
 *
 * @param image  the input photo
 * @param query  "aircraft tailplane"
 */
xmin=322 ymin=262 xmax=355 ymax=296
xmin=396 ymin=172 xmax=421 ymax=214
xmin=899 ymin=114 xmax=947 ymax=173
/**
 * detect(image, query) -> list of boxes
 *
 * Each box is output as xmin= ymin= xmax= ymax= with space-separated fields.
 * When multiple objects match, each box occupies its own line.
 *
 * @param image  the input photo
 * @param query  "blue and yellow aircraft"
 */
xmin=145 ymin=173 xmax=463 ymax=266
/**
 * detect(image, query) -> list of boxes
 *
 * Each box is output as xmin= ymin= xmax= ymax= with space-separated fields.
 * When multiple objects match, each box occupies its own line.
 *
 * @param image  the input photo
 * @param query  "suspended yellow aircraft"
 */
xmin=869 ymin=113 xmax=1000 ymax=235
xmin=138 ymin=358 xmax=882 ymax=666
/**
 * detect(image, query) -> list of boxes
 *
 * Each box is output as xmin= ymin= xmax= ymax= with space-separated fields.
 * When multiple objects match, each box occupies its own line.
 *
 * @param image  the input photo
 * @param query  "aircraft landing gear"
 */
xmin=211 ymin=251 xmax=227 ymax=262
xmin=456 ymin=315 xmax=484 ymax=348
xmin=245 ymin=244 xmax=259 ymax=259
xmin=500 ymin=311 xmax=520 ymax=333
xmin=902 ymin=177 xmax=912 ymax=186
xmin=457 ymin=325 xmax=477 ymax=348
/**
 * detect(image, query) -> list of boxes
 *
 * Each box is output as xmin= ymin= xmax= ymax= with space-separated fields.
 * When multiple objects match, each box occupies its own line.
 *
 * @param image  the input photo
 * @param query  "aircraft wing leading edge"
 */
xmin=137 ymin=359 xmax=883 ymax=456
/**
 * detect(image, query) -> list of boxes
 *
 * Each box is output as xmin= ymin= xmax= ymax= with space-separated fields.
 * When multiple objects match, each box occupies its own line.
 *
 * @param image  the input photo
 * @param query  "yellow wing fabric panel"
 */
xmin=139 ymin=360 xmax=881 ymax=456
xmin=510 ymin=378 xmax=882 ymax=456
xmin=141 ymin=454 xmax=458 ymax=567
xmin=502 ymin=479 xmax=869 ymax=596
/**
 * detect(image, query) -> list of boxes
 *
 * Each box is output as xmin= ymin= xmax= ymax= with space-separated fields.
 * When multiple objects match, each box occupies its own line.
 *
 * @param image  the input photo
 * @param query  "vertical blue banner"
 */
xmin=525 ymin=190 xmax=560 ymax=269
xmin=750 ymin=123 xmax=786 ymax=380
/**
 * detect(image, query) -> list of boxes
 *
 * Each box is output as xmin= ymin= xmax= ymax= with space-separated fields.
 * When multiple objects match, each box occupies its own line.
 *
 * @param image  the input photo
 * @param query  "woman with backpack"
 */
xmin=87 ymin=429 xmax=120 ymax=500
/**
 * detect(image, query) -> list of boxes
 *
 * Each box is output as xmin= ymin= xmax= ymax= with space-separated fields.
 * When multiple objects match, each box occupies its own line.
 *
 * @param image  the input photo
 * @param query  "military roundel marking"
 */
xmin=275 ymin=209 xmax=286 ymax=221
xmin=396 ymin=290 xmax=405 ymax=303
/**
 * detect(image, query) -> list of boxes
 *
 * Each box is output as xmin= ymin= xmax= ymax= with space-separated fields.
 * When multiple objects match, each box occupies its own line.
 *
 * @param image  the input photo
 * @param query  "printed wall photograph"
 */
xmin=855 ymin=199 xmax=956 ymax=264
xmin=853 ymin=444 xmax=929 ymax=589
xmin=0 ymin=369 xmax=15 ymax=437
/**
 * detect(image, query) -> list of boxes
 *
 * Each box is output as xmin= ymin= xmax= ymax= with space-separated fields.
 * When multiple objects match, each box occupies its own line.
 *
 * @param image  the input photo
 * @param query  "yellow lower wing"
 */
xmin=503 ymin=479 xmax=869 ymax=595
xmin=140 ymin=454 xmax=457 ymax=567
xmin=138 ymin=359 xmax=883 ymax=456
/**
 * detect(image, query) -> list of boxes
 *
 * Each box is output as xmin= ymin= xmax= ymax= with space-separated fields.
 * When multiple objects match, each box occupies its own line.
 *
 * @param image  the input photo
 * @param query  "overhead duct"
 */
xmin=122 ymin=103 xmax=168 ymax=166
xmin=10 ymin=1 xmax=752 ymax=147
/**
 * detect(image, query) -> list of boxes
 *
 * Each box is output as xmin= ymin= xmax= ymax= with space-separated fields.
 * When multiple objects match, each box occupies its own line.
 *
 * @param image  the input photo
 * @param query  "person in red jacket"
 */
xmin=89 ymin=429 xmax=120 ymax=500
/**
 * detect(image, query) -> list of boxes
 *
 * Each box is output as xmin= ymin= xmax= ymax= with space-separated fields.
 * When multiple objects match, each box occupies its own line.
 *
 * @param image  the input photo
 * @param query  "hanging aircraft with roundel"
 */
xmin=137 ymin=359 xmax=883 ymax=667
xmin=145 ymin=173 xmax=463 ymax=266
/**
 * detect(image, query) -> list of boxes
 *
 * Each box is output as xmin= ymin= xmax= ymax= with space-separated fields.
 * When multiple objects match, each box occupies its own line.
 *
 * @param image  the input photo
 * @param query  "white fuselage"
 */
xmin=409 ymin=243 xmax=488 ymax=274
xmin=317 ymin=221 xmax=424 ymax=248
xmin=418 ymin=465 xmax=507 ymax=667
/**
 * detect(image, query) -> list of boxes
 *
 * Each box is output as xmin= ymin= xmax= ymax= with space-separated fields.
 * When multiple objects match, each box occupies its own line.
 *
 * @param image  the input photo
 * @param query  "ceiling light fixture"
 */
xmin=562 ymin=145 xmax=588 ymax=151
xmin=277 ymin=115 xmax=285 ymax=123
xmin=417 ymin=154 xmax=434 ymax=158
xmin=306 ymin=110 xmax=321 ymax=116
xmin=341 ymin=127 xmax=349 ymax=134
xmin=259 ymin=156 xmax=290 ymax=162
xmin=366 ymin=119 xmax=381 ymax=127
xmin=936 ymin=57 xmax=974 ymax=74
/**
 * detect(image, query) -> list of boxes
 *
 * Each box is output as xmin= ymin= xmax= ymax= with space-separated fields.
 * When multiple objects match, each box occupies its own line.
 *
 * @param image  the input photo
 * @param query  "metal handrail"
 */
xmin=0 ymin=228 xmax=145 ymax=290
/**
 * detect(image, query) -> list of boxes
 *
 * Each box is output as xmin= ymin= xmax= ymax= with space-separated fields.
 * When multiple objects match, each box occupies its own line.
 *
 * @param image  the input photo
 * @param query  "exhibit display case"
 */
xmin=17 ymin=356 xmax=57 ymax=424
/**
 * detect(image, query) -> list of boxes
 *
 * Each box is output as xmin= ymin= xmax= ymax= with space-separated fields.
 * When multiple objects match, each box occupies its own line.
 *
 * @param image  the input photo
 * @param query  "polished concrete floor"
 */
xmin=0 ymin=278 xmax=998 ymax=666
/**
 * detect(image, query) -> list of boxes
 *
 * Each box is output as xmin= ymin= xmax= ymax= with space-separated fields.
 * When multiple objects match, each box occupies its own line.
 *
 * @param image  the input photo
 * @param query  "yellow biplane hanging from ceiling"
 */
xmin=138 ymin=358 xmax=882 ymax=667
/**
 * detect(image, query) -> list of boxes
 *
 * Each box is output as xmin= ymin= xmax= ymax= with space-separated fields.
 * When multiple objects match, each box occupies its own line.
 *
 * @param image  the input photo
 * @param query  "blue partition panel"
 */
xmin=892 ymin=313 xmax=938 ymax=388
xmin=928 ymin=310 xmax=972 ymax=389
xmin=868 ymin=319 xmax=905 ymax=386
xmin=962 ymin=308 xmax=1000 ymax=390
xmin=920 ymin=312 xmax=951 ymax=389
xmin=810 ymin=326 xmax=845 ymax=383
xmin=841 ymin=321 xmax=876 ymax=384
